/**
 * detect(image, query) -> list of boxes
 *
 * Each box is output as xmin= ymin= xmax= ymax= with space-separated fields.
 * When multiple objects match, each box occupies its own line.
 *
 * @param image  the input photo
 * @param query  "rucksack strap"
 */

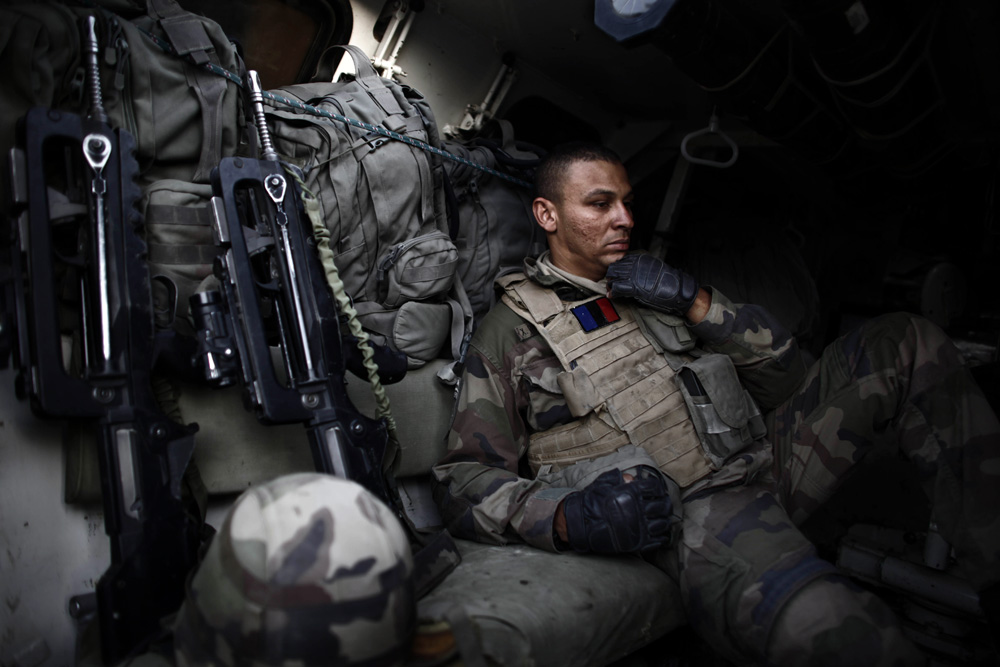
xmin=336 ymin=44 xmax=405 ymax=117
xmin=446 ymin=279 xmax=474 ymax=361
xmin=493 ymin=118 xmax=539 ymax=162
xmin=410 ymin=525 xmax=462 ymax=599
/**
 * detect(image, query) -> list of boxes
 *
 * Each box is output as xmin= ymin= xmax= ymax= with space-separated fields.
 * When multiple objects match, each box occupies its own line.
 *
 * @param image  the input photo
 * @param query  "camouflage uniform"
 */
xmin=432 ymin=253 xmax=1000 ymax=665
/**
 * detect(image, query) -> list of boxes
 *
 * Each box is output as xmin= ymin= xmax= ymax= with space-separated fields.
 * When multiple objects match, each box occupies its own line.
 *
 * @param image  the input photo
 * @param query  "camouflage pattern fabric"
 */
xmin=652 ymin=455 xmax=925 ymax=665
xmin=432 ymin=257 xmax=1000 ymax=665
xmin=767 ymin=312 xmax=1000 ymax=590
xmin=662 ymin=311 xmax=1000 ymax=664
xmin=173 ymin=473 xmax=415 ymax=667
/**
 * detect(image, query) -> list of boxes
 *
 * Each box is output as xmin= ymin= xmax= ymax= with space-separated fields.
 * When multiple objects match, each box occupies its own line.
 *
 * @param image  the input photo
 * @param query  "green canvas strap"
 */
xmin=338 ymin=43 xmax=406 ymax=117
xmin=147 ymin=0 xmax=213 ymax=64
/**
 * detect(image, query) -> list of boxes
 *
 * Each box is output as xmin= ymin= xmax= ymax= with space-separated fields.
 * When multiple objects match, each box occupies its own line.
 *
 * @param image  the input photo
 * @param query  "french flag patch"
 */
xmin=571 ymin=297 xmax=620 ymax=332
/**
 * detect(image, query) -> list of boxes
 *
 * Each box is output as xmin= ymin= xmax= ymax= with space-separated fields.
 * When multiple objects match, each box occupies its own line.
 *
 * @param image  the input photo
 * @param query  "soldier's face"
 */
xmin=533 ymin=159 xmax=634 ymax=282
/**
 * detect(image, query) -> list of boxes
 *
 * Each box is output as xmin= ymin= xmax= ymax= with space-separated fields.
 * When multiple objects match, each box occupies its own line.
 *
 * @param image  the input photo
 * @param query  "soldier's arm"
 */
xmin=432 ymin=345 xmax=574 ymax=553
xmin=687 ymin=288 xmax=807 ymax=409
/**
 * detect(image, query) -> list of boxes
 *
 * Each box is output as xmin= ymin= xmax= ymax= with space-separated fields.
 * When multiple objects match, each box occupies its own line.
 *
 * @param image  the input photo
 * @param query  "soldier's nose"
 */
xmin=613 ymin=203 xmax=634 ymax=228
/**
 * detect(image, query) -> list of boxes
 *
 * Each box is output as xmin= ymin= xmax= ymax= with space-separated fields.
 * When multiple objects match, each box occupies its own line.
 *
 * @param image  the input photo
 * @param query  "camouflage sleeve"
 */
xmin=689 ymin=288 xmax=807 ymax=410
xmin=431 ymin=313 xmax=575 ymax=553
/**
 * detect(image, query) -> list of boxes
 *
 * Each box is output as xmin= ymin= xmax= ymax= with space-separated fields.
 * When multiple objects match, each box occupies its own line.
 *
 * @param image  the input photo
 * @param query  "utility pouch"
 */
xmin=355 ymin=297 xmax=465 ymax=369
xmin=634 ymin=307 xmax=697 ymax=354
xmin=376 ymin=230 xmax=459 ymax=307
xmin=675 ymin=353 xmax=767 ymax=468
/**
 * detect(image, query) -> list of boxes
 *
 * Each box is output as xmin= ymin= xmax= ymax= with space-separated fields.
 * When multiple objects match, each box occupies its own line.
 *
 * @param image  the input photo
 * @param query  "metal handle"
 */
xmin=84 ymin=16 xmax=108 ymax=124
xmin=82 ymin=133 xmax=113 ymax=365
xmin=681 ymin=111 xmax=739 ymax=169
xmin=248 ymin=70 xmax=277 ymax=161
xmin=265 ymin=174 xmax=317 ymax=381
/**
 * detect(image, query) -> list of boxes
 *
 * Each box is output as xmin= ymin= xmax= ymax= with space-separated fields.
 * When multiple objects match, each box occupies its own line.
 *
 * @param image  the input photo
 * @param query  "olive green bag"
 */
xmin=266 ymin=45 xmax=473 ymax=369
xmin=442 ymin=120 xmax=546 ymax=326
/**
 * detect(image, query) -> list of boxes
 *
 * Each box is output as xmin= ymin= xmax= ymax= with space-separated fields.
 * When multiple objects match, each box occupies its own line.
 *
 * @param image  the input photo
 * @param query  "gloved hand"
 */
xmin=561 ymin=467 xmax=673 ymax=554
xmin=606 ymin=254 xmax=699 ymax=316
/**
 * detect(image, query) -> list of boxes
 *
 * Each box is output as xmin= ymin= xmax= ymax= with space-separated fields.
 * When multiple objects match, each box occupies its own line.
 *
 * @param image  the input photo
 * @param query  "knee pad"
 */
xmin=767 ymin=573 xmax=922 ymax=666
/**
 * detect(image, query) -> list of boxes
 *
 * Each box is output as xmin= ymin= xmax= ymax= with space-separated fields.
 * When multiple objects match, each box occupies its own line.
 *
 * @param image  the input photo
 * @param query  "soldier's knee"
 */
xmin=852 ymin=311 xmax=960 ymax=375
xmin=767 ymin=574 xmax=924 ymax=666
xmin=862 ymin=311 xmax=938 ymax=348
xmin=889 ymin=311 xmax=951 ymax=340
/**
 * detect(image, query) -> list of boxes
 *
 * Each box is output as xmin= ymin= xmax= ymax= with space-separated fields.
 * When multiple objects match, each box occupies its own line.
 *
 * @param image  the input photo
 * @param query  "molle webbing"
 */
xmin=501 ymin=276 xmax=714 ymax=488
xmin=145 ymin=203 xmax=215 ymax=265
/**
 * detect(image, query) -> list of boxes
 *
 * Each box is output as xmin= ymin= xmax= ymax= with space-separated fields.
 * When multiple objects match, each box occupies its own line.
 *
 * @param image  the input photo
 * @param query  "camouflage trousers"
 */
xmin=656 ymin=312 xmax=1000 ymax=666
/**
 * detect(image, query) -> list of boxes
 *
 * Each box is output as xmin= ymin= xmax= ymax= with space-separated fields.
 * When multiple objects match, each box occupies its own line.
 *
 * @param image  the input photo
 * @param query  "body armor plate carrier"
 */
xmin=500 ymin=274 xmax=766 ymax=488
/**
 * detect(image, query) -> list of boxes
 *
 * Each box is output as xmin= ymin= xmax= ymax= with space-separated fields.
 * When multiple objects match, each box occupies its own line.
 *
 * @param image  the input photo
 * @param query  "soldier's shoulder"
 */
xmin=471 ymin=301 xmax=539 ymax=370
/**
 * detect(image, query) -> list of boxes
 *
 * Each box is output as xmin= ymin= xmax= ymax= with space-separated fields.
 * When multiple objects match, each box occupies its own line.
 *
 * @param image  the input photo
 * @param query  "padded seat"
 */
xmin=418 ymin=539 xmax=683 ymax=666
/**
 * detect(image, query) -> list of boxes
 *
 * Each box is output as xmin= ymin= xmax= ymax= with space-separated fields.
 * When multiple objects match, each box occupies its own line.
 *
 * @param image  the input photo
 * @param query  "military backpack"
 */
xmin=442 ymin=120 xmax=546 ymax=325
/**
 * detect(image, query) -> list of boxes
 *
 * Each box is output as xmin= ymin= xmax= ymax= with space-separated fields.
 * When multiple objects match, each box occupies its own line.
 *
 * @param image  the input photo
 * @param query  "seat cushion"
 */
xmin=417 ymin=539 xmax=685 ymax=666
xmin=345 ymin=358 xmax=456 ymax=477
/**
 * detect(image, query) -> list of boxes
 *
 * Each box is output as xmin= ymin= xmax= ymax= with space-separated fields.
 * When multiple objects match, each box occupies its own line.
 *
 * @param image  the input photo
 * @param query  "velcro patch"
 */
xmin=571 ymin=298 xmax=620 ymax=332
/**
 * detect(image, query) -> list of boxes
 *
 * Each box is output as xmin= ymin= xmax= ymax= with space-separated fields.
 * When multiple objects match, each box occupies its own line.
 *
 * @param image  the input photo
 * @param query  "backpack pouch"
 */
xmin=393 ymin=300 xmax=452 ymax=362
xmin=356 ymin=300 xmax=452 ymax=368
xmin=377 ymin=230 xmax=459 ymax=308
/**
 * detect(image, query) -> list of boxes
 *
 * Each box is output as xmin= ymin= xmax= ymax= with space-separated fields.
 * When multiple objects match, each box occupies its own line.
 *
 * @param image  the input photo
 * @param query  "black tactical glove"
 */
xmin=561 ymin=467 xmax=673 ymax=554
xmin=606 ymin=254 xmax=699 ymax=316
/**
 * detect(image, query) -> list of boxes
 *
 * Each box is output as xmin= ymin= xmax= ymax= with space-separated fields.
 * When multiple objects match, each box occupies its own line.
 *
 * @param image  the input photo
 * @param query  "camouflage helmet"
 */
xmin=173 ymin=472 xmax=415 ymax=666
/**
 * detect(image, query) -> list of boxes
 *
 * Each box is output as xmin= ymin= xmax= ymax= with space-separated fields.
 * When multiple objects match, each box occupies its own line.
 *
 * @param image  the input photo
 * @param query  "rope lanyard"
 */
xmin=285 ymin=165 xmax=401 ymax=449
xmin=139 ymin=26 xmax=534 ymax=189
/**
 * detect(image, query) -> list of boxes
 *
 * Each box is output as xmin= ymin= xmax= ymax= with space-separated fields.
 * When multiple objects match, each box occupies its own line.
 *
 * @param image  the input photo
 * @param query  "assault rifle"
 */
xmin=191 ymin=70 xmax=406 ymax=514
xmin=2 ymin=18 xmax=202 ymax=665
xmin=193 ymin=71 xmax=459 ymax=596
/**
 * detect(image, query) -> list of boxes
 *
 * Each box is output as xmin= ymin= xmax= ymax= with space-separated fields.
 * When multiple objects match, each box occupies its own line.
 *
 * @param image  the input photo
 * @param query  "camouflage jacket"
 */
xmin=431 ymin=256 xmax=807 ymax=552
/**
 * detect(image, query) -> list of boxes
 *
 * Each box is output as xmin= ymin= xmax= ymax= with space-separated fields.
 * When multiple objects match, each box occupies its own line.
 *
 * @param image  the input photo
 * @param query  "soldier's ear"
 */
xmin=533 ymin=197 xmax=558 ymax=233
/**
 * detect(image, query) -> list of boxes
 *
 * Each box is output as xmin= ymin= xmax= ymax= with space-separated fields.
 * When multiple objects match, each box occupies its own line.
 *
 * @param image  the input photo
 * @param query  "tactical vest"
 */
xmin=500 ymin=274 xmax=766 ymax=488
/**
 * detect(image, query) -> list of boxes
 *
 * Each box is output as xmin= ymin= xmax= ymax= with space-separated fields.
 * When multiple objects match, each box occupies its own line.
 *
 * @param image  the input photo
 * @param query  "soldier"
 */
xmin=431 ymin=142 xmax=1000 ymax=665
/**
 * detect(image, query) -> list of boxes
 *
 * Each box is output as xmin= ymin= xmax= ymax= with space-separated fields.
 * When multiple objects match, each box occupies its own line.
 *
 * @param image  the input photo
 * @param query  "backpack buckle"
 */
xmin=354 ymin=132 xmax=389 ymax=159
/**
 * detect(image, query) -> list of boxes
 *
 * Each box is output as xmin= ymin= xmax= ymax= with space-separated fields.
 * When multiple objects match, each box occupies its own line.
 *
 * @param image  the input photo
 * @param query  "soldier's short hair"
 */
xmin=534 ymin=142 xmax=623 ymax=203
